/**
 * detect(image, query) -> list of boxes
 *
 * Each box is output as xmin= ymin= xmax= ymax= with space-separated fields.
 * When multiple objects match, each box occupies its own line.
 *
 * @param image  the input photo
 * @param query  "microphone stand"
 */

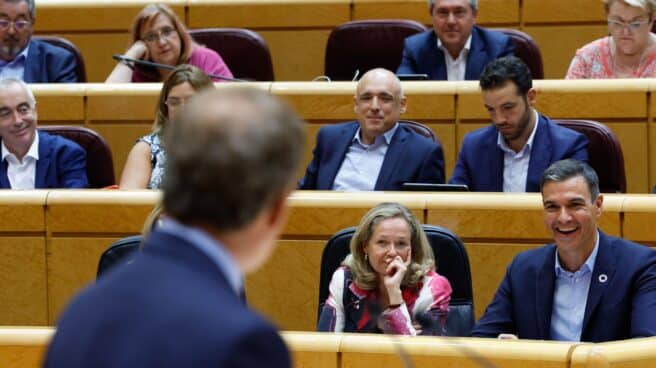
xmin=112 ymin=54 xmax=246 ymax=82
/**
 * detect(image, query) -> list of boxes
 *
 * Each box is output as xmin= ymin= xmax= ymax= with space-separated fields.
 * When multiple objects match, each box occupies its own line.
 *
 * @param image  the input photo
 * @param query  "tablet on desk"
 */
xmin=401 ymin=183 xmax=469 ymax=192
xmin=397 ymin=74 xmax=429 ymax=81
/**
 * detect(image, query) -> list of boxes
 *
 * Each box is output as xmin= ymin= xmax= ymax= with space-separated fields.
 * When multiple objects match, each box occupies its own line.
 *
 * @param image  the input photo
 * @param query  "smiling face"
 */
xmin=141 ymin=13 xmax=181 ymax=66
xmin=354 ymin=69 xmax=406 ymax=144
xmin=542 ymin=175 xmax=603 ymax=264
xmin=0 ymin=0 xmax=32 ymax=62
xmin=0 ymin=81 xmax=36 ymax=159
xmin=483 ymin=81 xmax=536 ymax=151
xmin=431 ymin=0 xmax=476 ymax=57
xmin=364 ymin=217 xmax=412 ymax=278
xmin=607 ymin=0 xmax=653 ymax=57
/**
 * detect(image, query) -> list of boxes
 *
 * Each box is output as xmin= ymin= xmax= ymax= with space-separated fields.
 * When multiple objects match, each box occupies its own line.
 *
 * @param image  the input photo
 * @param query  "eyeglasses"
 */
xmin=0 ymin=19 xmax=31 ymax=31
xmin=607 ymin=18 xmax=651 ymax=32
xmin=142 ymin=26 xmax=177 ymax=44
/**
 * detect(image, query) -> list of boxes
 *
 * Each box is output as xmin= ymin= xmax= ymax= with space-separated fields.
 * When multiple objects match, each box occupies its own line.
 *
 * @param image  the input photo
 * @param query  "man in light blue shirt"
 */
xmin=0 ymin=0 xmax=78 ymax=82
xmin=450 ymin=57 xmax=588 ymax=192
xmin=299 ymin=68 xmax=445 ymax=190
xmin=472 ymin=159 xmax=656 ymax=342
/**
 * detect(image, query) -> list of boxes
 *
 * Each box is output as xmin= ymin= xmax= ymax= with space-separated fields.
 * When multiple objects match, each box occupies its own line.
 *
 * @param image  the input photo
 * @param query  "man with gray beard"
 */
xmin=0 ymin=0 xmax=77 ymax=82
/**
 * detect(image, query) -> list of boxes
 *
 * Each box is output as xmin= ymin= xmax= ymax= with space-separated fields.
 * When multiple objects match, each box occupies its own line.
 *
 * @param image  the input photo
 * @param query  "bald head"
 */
xmin=356 ymin=68 xmax=404 ymax=98
xmin=162 ymin=88 xmax=305 ymax=232
xmin=353 ymin=68 xmax=407 ymax=144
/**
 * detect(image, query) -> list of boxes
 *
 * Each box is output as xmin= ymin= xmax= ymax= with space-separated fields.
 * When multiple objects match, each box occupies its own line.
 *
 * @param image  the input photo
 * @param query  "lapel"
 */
xmin=22 ymin=40 xmax=39 ymax=83
xmin=325 ymin=122 xmax=359 ymax=188
xmin=535 ymin=245 xmax=557 ymax=339
xmin=0 ymin=157 xmax=9 ymax=188
xmin=465 ymin=26 xmax=485 ymax=80
xmin=35 ymin=131 xmax=50 ymax=188
xmin=374 ymin=125 xmax=406 ymax=190
xmin=582 ymin=232 xmax=616 ymax=335
xmin=526 ymin=115 xmax=551 ymax=191
xmin=424 ymin=32 xmax=447 ymax=80
xmin=484 ymin=129 xmax=504 ymax=191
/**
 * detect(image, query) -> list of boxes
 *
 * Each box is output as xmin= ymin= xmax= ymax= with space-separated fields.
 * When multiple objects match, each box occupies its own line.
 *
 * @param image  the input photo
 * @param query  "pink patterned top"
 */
xmin=566 ymin=37 xmax=656 ymax=79
xmin=317 ymin=266 xmax=452 ymax=335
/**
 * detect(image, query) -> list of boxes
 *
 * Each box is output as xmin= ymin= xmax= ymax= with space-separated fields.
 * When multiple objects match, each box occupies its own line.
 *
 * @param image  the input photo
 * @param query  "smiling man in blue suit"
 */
xmin=0 ymin=0 xmax=77 ymax=83
xmin=472 ymin=159 xmax=656 ymax=342
xmin=299 ymin=68 xmax=444 ymax=191
xmin=397 ymin=0 xmax=514 ymax=81
xmin=0 ymin=78 xmax=87 ymax=189
xmin=450 ymin=57 xmax=588 ymax=192
xmin=45 ymin=88 xmax=305 ymax=367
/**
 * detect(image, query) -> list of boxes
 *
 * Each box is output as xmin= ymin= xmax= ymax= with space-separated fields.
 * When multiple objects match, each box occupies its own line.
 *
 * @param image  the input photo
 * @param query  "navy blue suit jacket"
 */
xmin=0 ymin=130 xmax=88 ymax=188
xmin=45 ymin=230 xmax=291 ymax=368
xmin=472 ymin=232 xmax=656 ymax=342
xmin=298 ymin=121 xmax=445 ymax=190
xmin=396 ymin=26 xmax=515 ymax=80
xmin=23 ymin=39 xmax=78 ymax=83
xmin=449 ymin=115 xmax=588 ymax=192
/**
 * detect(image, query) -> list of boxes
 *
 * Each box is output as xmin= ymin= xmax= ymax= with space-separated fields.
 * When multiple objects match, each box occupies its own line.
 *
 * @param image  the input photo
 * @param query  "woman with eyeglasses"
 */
xmin=566 ymin=0 xmax=656 ymax=78
xmin=106 ymin=4 xmax=232 ymax=83
xmin=119 ymin=65 xmax=214 ymax=189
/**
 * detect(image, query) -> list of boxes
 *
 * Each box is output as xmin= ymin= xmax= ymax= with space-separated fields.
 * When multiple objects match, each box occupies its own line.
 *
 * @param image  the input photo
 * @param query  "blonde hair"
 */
xmin=603 ymin=0 xmax=656 ymax=13
xmin=152 ymin=64 xmax=214 ymax=135
xmin=343 ymin=202 xmax=435 ymax=290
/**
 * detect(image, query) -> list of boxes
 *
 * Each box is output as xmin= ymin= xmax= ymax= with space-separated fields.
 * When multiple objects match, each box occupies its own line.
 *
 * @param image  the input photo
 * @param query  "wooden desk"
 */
xmin=28 ymin=80 xmax=656 ymax=191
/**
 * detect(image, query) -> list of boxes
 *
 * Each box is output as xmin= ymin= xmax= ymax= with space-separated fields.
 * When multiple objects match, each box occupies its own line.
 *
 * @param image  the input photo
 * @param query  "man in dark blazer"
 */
xmin=299 ymin=68 xmax=444 ymax=190
xmin=472 ymin=159 xmax=656 ymax=342
xmin=397 ymin=0 xmax=514 ymax=81
xmin=450 ymin=57 xmax=588 ymax=192
xmin=45 ymin=88 xmax=306 ymax=367
xmin=0 ymin=0 xmax=77 ymax=83
xmin=0 ymin=78 xmax=87 ymax=188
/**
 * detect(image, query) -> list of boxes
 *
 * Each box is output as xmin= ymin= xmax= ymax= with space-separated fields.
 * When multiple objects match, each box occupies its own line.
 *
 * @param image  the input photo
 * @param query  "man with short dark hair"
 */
xmin=0 ymin=78 xmax=87 ymax=188
xmin=0 ymin=0 xmax=77 ymax=82
xmin=299 ymin=68 xmax=444 ymax=190
xmin=397 ymin=0 xmax=514 ymax=80
xmin=472 ymin=159 xmax=656 ymax=342
xmin=45 ymin=88 xmax=305 ymax=367
xmin=450 ymin=56 xmax=588 ymax=192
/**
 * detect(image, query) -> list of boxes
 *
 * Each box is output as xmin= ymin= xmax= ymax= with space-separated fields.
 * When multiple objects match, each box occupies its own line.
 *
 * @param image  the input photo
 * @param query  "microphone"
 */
xmin=112 ymin=54 xmax=246 ymax=82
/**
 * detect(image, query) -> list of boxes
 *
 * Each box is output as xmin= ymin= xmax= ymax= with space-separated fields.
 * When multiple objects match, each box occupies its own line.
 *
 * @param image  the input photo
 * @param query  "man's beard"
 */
xmin=0 ymin=37 xmax=24 ymax=61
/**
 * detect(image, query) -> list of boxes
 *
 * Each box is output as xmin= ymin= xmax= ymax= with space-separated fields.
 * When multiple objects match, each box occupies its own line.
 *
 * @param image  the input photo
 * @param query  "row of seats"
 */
xmin=44 ymin=22 xmax=545 ymax=82
xmin=99 ymin=224 xmax=476 ymax=336
xmin=49 ymin=117 xmax=626 ymax=192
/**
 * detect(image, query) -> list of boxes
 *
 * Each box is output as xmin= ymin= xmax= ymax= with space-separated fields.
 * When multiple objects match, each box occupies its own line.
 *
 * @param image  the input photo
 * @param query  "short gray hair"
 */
xmin=1 ymin=0 xmax=36 ymax=20
xmin=603 ymin=0 xmax=656 ymax=13
xmin=0 ymin=78 xmax=36 ymax=107
xmin=540 ymin=159 xmax=600 ymax=200
xmin=429 ymin=0 xmax=477 ymax=12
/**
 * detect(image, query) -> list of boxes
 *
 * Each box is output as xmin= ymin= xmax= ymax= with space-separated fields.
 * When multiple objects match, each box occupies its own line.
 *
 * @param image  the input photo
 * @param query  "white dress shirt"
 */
xmin=332 ymin=123 xmax=399 ymax=191
xmin=2 ymin=132 xmax=39 ymax=189
xmin=437 ymin=35 xmax=472 ymax=81
xmin=550 ymin=231 xmax=600 ymax=341
xmin=497 ymin=110 xmax=539 ymax=192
